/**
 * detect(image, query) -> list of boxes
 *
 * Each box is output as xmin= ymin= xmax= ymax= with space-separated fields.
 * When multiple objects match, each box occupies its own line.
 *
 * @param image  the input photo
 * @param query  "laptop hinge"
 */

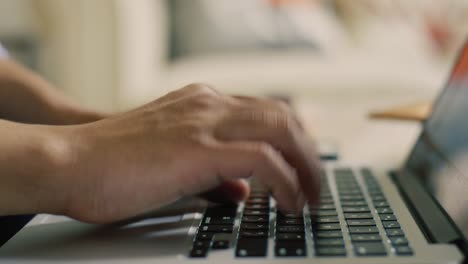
xmin=389 ymin=170 xmax=463 ymax=245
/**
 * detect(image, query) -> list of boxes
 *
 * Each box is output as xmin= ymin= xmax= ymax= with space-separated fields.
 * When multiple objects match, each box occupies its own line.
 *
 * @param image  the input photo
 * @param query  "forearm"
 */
xmin=0 ymin=119 xmax=71 ymax=216
xmin=0 ymin=59 xmax=106 ymax=125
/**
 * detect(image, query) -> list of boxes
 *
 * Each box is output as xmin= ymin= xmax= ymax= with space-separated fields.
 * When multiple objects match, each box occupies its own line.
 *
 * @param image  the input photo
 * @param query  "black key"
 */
xmin=338 ymin=190 xmax=362 ymax=195
xmin=374 ymin=201 xmax=389 ymax=208
xmin=368 ymin=191 xmax=383 ymax=197
xmin=315 ymin=238 xmax=345 ymax=247
xmin=249 ymin=193 xmax=269 ymax=198
xmin=276 ymin=233 xmax=305 ymax=241
xmin=372 ymin=196 xmax=386 ymax=202
xmin=344 ymin=213 xmax=373 ymax=219
xmin=380 ymin=214 xmax=397 ymax=221
xmin=196 ymin=232 xmax=214 ymax=241
xmin=336 ymin=180 xmax=358 ymax=184
xmin=334 ymin=168 xmax=355 ymax=176
xmin=340 ymin=195 xmax=365 ymax=201
xmin=200 ymin=225 xmax=233 ymax=233
xmin=246 ymin=198 xmax=269 ymax=205
xmin=347 ymin=219 xmax=376 ymax=226
xmin=212 ymin=240 xmax=230 ymax=249
xmin=277 ymin=226 xmax=304 ymax=233
xmin=320 ymin=199 xmax=335 ymax=204
xmin=212 ymin=233 xmax=231 ymax=249
xmin=349 ymin=226 xmax=379 ymax=234
xmin=317 ymin=204 xmax=336 ymax=210
xmin=320 ymin=194 xmax=333 ymax=200
xmin=351 ymin=234 xmax=382 ymax=242
xmin=369 ymin=192 xmax=386 ymax=198
xmin=241 ymin=223 xmax=269 ymax=230
xmin=343 ymin=207 xmax=370 ymax=213
xmin=382 ymin=221 xmax=400 ymax=229
xmin=361 ymin=168 xmax=374 ymax=177
xmin=394 ymin=246 xmax=413 ymax=256
xmin=243 ymin=210 xmax=269 ymax=216
xmin=336 ymin=180 xmax=357 ymax=184
xmin=244 ymin=204 xmax=269 ymax=210
xmin=275 ymin=241 xmax=306 ymax=257
xmin=193 ymin=240 xmax=211 ymax=248
xmin=277 ymin=212 xmax=303 ymax=219
xmin=239 ymin=230 xmax=268 ymax=238
xmin=376 ymin=207 xmax=393 ymax=214
xmin=354 ymin=242 xmax=387 ymax=256
xmin=338 ymin=189 xmax=360 ymax=194
xmin=336 ymin=183 xmax=358 ymax=187
xmin=341 ymin=201 xmax=368 ymax=207
xmin=315 ymin=231 xmax=343 ymax=239
xmin=389 ymin=237 xmax=409 ymax=246
xmin=205 ymin=205 xmax=237 ymax=217
xmin=367 ymin=187 xmax=382 ymax=193
xmin=190 ymin=246 xmax=208 ymax=258
xmin=335 ymin=182 xmax=356 ymax=186
xmin=314 ymin=216 xmax=339 ymax=223
xmin=243 ymin=215 xmax=269 ymax=223
xmin=315 ymin=247 xmax=346 ymax=256
xmin=277 ymin=218 xmax=304 ymax=225
xmin=386 ymin=229 xmax=405 ymax=237
xmin=368 ymin=192 xmax=384 ymax=197
xmin=310 ymin=210 xmax=338 ymax=217
xmin=313 ymin=223 xmax=342 ymax=231
xmin=203 ymin=216 xmax=235 ymax=225
xmin=236 ymin=238 xmax=267 ymax=257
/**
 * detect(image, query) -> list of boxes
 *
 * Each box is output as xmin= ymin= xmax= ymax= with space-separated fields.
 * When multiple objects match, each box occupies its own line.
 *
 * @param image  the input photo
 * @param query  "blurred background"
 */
xmin=0 ymin=0 xmax=467 ymax=113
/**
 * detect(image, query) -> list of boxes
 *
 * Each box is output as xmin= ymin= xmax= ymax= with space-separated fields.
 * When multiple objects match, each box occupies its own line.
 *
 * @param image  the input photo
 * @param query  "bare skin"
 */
xmin=0 ymin=59 xmax=320 ymax=224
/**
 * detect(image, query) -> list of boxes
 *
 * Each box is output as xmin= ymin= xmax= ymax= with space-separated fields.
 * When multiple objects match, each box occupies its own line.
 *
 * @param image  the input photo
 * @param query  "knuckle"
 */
xmin=191 ymin=94 xmax=216 ymax=108
xmin=252 ymin=142 xmax=277 ymax=163
xmin=180 ymin=121 xmax=205 ymax=135
xmin=185 ymin=83 xmax=218 ymax=96
xmin=273 ymin=100 xmax=291 ymax=113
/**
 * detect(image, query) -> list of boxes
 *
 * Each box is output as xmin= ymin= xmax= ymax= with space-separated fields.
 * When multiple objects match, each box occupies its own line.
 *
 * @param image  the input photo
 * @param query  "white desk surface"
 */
xmin=295 ymin=95 xmax=422 ymax=168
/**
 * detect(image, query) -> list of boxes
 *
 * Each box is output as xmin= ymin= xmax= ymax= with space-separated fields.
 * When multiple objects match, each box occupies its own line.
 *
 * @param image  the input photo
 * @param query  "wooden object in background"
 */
xmin=369 ymin=101 xmax=432 ymax=122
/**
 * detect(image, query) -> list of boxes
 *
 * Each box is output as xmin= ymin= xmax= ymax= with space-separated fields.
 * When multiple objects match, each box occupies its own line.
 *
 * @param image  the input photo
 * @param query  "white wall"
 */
xmin=0 ymin=0 xmax=38 ymax=35
xmin=0 ymin=0 xmax=119 ymax=112
xmin=35 ymin=0 xmax=118 ymax=111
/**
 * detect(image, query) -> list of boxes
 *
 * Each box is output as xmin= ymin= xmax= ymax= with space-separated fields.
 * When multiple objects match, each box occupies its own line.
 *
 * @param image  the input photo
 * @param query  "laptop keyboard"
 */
xmin=189 ymin=168 xmax=414 ymax=258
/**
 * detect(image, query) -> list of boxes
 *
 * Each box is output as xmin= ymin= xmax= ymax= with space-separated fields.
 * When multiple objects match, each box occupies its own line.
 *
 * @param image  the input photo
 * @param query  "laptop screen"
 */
xmin=405 ymin=41 xmax=468 ymax=240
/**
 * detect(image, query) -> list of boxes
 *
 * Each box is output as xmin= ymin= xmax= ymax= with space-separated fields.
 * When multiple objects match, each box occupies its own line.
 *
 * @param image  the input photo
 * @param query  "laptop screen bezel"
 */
xmin=399 ymin=39 xmax=468 ymax=249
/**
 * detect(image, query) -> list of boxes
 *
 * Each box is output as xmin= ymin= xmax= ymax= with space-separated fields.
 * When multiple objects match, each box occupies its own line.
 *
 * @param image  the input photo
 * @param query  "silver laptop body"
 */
xmin=1 ymin=43 xmax=468 ymax=264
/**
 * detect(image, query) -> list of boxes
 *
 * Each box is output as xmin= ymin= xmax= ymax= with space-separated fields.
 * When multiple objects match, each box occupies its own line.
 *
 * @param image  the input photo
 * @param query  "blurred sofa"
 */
xmin=7 ymin=0 xmax=458 ymax=111
xmin=115 ymin=0 xmax=453 ymax=110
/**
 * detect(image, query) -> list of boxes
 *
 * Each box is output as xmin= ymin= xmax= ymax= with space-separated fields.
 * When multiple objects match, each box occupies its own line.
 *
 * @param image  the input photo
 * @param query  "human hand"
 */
xmin=55 ymin=84 xmax=321 ymax=223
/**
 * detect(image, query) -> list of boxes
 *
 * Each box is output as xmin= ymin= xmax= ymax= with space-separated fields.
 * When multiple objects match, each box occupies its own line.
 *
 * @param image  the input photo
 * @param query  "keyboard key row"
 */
xmin=236 ymin=189 xmax=271 ymax=258
xmin=335 ymin=169 xmax=388 ymax=257
xmin=362 ymin=169 xmax=414 ymax=256
xmin=191 ymin=204 xmax=238 ymax=258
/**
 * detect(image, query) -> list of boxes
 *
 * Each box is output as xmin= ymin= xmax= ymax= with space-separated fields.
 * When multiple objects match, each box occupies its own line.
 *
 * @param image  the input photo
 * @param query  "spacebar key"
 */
xmin=236 ymin=238 xmax=268 ymax=257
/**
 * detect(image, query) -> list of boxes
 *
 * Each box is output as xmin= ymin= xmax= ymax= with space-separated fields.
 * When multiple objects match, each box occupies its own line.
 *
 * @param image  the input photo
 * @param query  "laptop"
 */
xmin=1 ymin=42 xmax=468 ymax=264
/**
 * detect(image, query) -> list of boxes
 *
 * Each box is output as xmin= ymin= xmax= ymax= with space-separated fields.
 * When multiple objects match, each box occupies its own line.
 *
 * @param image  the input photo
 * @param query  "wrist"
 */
xmin=0 ymin=121 xmax=78 ymax=216
xmin=23 ymin=124 xmax=79 ymax=216
xmin=53 ymin=104 xmax=110 ymax=125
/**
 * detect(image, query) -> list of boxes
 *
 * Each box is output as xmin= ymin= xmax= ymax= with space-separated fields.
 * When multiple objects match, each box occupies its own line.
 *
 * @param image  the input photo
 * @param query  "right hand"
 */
xmin=54 ymin=84 xmax=321 ymax=223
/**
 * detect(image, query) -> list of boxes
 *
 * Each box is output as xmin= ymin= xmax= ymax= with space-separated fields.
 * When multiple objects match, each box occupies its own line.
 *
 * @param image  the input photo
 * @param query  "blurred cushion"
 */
xmin=0 ymin=43 xmax=8 ymax=59
xmin=168 ymin=0 xmax=345 ymax=59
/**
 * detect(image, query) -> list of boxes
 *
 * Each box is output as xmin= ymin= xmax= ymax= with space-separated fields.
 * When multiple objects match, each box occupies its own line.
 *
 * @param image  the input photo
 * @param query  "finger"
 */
xmin=209 ymin=141 xmax=304 ymax=213
xmin=216 ymin=107 xmax=321 ymax=207
xmin=200 ymin=179 xmax=250 ymax=204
